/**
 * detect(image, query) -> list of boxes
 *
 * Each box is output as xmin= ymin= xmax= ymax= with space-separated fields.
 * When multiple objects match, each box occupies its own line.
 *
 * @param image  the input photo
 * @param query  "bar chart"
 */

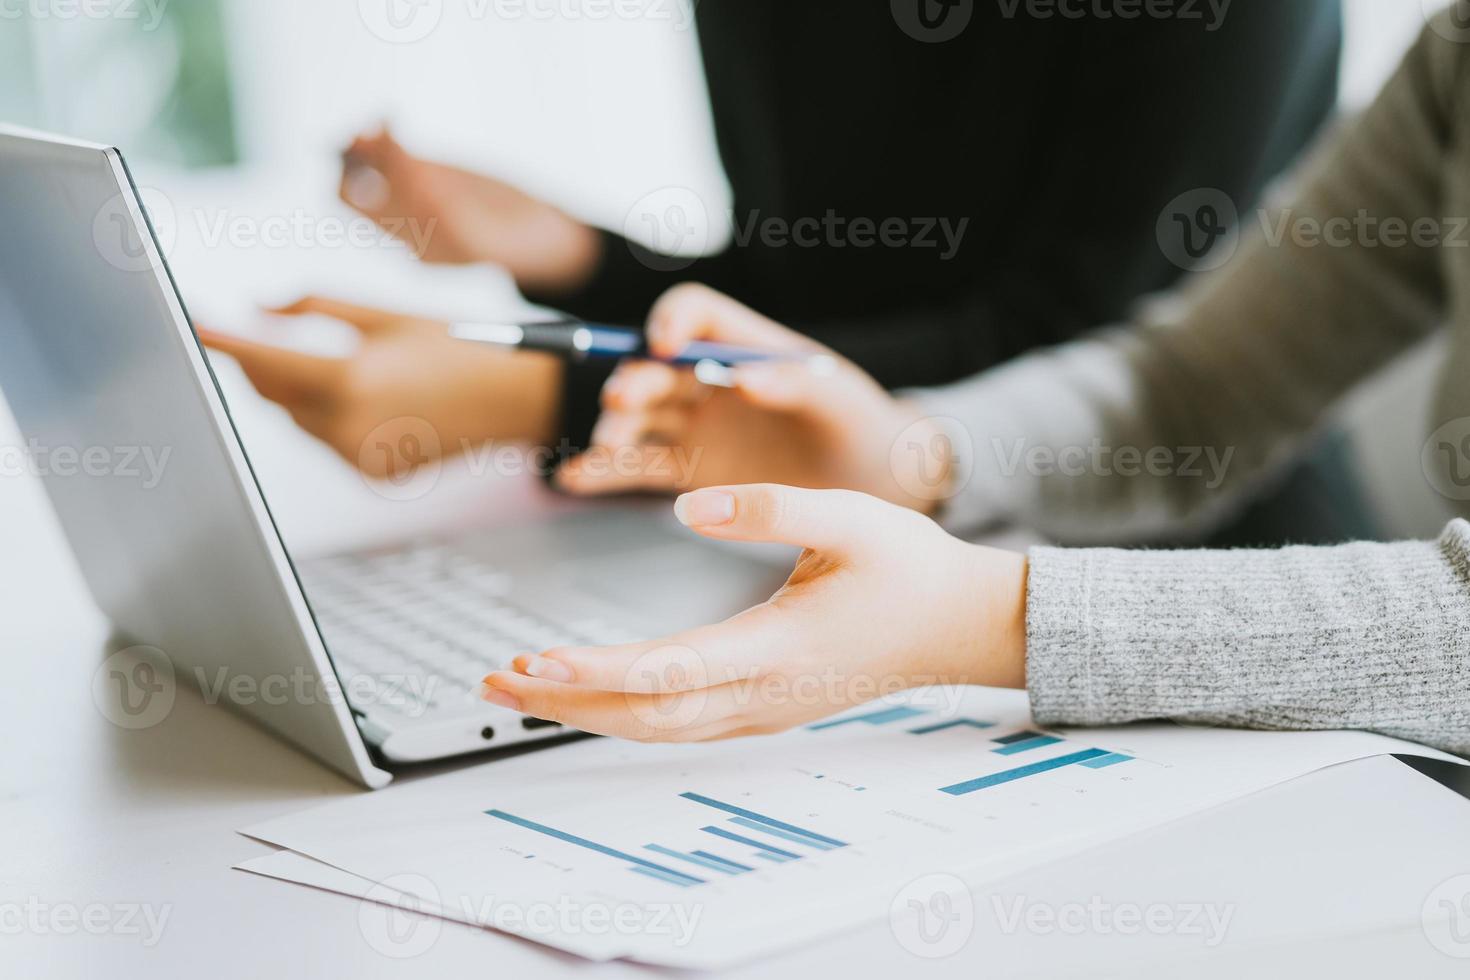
xmin=486 ymin=792 xmax=849 ymax=889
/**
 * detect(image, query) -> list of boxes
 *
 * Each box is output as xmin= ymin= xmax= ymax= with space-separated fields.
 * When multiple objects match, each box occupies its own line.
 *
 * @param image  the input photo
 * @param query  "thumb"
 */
xmin=672 ymin=484 xmax=918 ymax=555
xmin=646 ymin=283 xmax=826 ymax=360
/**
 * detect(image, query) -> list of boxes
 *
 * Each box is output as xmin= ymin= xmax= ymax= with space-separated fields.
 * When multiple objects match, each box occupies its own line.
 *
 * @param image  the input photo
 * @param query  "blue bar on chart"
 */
xmin=644 ymin=844 xmax=749 ymax=875
xmin=703 ymin=825 xmax=801 ymax=860
xmin=908 ymin=718 xmax=996 ymax=735
xmin=728 ymin=816 xmax=837 ymax=851
xmin=486 ymin=809 xmax=705 ymax=887
xmin=992 ymin=732 xmax=1064 ymax=755
xmin=1080 ymin=752 xmax=1134 ymax=769
xmin=807 ymin=705 xmax=929 ymax=731
xmin=679 ymin=793 xmax=848 ymax=848
xmin=939 ymin=748 xmax=1117 ymax=796
xmin=631 ymin=866 xmax=698 ymax=888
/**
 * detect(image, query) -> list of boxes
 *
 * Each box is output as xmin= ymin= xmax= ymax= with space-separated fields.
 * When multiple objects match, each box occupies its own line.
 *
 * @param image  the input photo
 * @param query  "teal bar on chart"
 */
xmin=644 ymin=844 xmax=746 ymax=875
xmin=486 ymin=808 xmax=704 ymax=886
xmin=1080 ymin=752 xmax=1134 ymax=769
xmin=908 ymin=718 xmax=995 ymax=735
xmin=807 ymin=705 xmax=929 ymax=731
xmin=940 ymin=748 xmax=1115 ymax=796
xmin=679 ymin=792 xmax=848 ymax=848
xmin=702 ymin=826 xmax=801 ymax=860
xmin=729 ymin=816 xmax=836 ymax=851
xmin=993 ymin=734 xmax=1064 ymax=756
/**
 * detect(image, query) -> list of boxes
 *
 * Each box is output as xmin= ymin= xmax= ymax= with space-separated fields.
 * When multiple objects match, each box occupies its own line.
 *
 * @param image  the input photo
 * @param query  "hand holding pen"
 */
xmin=450 ymin=315 xmax=835 ymax=388
xmin=535 ymin=284 xmax=951 ymax=510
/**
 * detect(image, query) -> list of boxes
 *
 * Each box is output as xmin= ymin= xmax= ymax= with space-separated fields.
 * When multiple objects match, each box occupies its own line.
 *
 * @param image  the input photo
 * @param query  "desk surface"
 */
xmin=4 ymin=171 xmax=1470 ymax=979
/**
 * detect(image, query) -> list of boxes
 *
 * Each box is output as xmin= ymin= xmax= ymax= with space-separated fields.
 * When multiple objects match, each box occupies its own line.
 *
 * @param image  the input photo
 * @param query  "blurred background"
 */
xmin=0 ymin=0 xmax=1457 ymax=547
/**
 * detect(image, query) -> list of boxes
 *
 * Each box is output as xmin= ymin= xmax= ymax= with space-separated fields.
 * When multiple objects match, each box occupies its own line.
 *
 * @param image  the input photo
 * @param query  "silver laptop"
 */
xmin=0 ymin=127 xmax=780 ymax=787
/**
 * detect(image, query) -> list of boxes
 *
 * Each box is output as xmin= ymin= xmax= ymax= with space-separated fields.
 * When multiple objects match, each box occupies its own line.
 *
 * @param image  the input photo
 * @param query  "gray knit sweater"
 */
xmin=915 ymin=17 xmax=1470 ymax=756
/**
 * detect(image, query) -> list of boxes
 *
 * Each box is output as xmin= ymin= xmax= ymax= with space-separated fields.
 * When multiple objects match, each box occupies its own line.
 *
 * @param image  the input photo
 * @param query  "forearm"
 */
xmin=1021 ymin=521 xmax=1470 ymax=757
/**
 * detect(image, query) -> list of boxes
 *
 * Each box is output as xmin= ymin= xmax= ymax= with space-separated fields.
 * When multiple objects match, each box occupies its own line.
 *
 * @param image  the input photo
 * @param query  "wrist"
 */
xmin=950 ymin=543 xmax=1028 ymax=690
xmin=518 ymin=218 xmax=603 ymax=296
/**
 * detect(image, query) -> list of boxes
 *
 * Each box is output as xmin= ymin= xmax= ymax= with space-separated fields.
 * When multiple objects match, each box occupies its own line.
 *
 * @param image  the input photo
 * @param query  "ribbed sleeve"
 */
xmin=1024 ymin=521 xmax=1470 ymax=756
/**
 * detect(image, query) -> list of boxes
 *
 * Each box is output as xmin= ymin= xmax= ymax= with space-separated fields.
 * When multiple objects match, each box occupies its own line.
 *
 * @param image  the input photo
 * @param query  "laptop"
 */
xmin=0 ymin=127 xmax=781 ymax=787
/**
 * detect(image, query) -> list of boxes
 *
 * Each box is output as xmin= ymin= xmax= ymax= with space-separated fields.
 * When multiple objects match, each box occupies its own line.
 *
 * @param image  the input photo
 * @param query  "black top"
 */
xmin=534 ymin=1 xmax=1342 ymax=447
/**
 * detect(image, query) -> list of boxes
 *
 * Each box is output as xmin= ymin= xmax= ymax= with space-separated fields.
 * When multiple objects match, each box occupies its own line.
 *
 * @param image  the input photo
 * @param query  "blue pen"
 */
xmin=449 ymin=318 xmax=825 ymax=387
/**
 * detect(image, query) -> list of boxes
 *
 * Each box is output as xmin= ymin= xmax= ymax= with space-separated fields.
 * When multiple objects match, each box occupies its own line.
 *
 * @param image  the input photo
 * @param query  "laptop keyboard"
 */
xmin=298 ymin=543 xmax=641 ymax=720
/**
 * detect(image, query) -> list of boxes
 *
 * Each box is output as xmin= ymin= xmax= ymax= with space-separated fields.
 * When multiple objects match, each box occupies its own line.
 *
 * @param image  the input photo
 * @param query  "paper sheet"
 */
xmin=238 ymin=687 xmax=1461 ymax=968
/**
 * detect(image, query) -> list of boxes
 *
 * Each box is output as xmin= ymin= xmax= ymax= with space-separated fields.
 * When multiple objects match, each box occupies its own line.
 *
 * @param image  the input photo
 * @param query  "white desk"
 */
xmin=4 ymin=171 xmax=1470 ymax=979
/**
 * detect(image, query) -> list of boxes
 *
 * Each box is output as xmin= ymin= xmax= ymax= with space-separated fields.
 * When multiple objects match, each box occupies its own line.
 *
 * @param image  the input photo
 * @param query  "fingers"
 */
xmin=673 ymin=484 xmax=921 ymax=554
xmin=509 ymin=604 xmax=785 ymax=694
xmin=600 ymin=361 xmax=703 ymax=412
xmin=265 ymin=296 xmax=411 ymax=335
xmin=554 ymin=446 xmax=682 ymax=496
xmin=646 ymin=283 xmax=826 ymax=360
xmin=196 ymin=327 xmax=344 ymax=405
xmin=479 ymin=672 xmax=756 ymax=742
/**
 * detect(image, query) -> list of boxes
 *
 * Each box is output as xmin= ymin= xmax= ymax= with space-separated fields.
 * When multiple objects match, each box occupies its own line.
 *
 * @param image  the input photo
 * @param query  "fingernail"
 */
xmin=522 ymin=656 xmax=574 ymax=683
xmin=675 ymin=490 xmax=735 ymax=527
xmin=479 ymin=682 xmax=522 ymax=712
